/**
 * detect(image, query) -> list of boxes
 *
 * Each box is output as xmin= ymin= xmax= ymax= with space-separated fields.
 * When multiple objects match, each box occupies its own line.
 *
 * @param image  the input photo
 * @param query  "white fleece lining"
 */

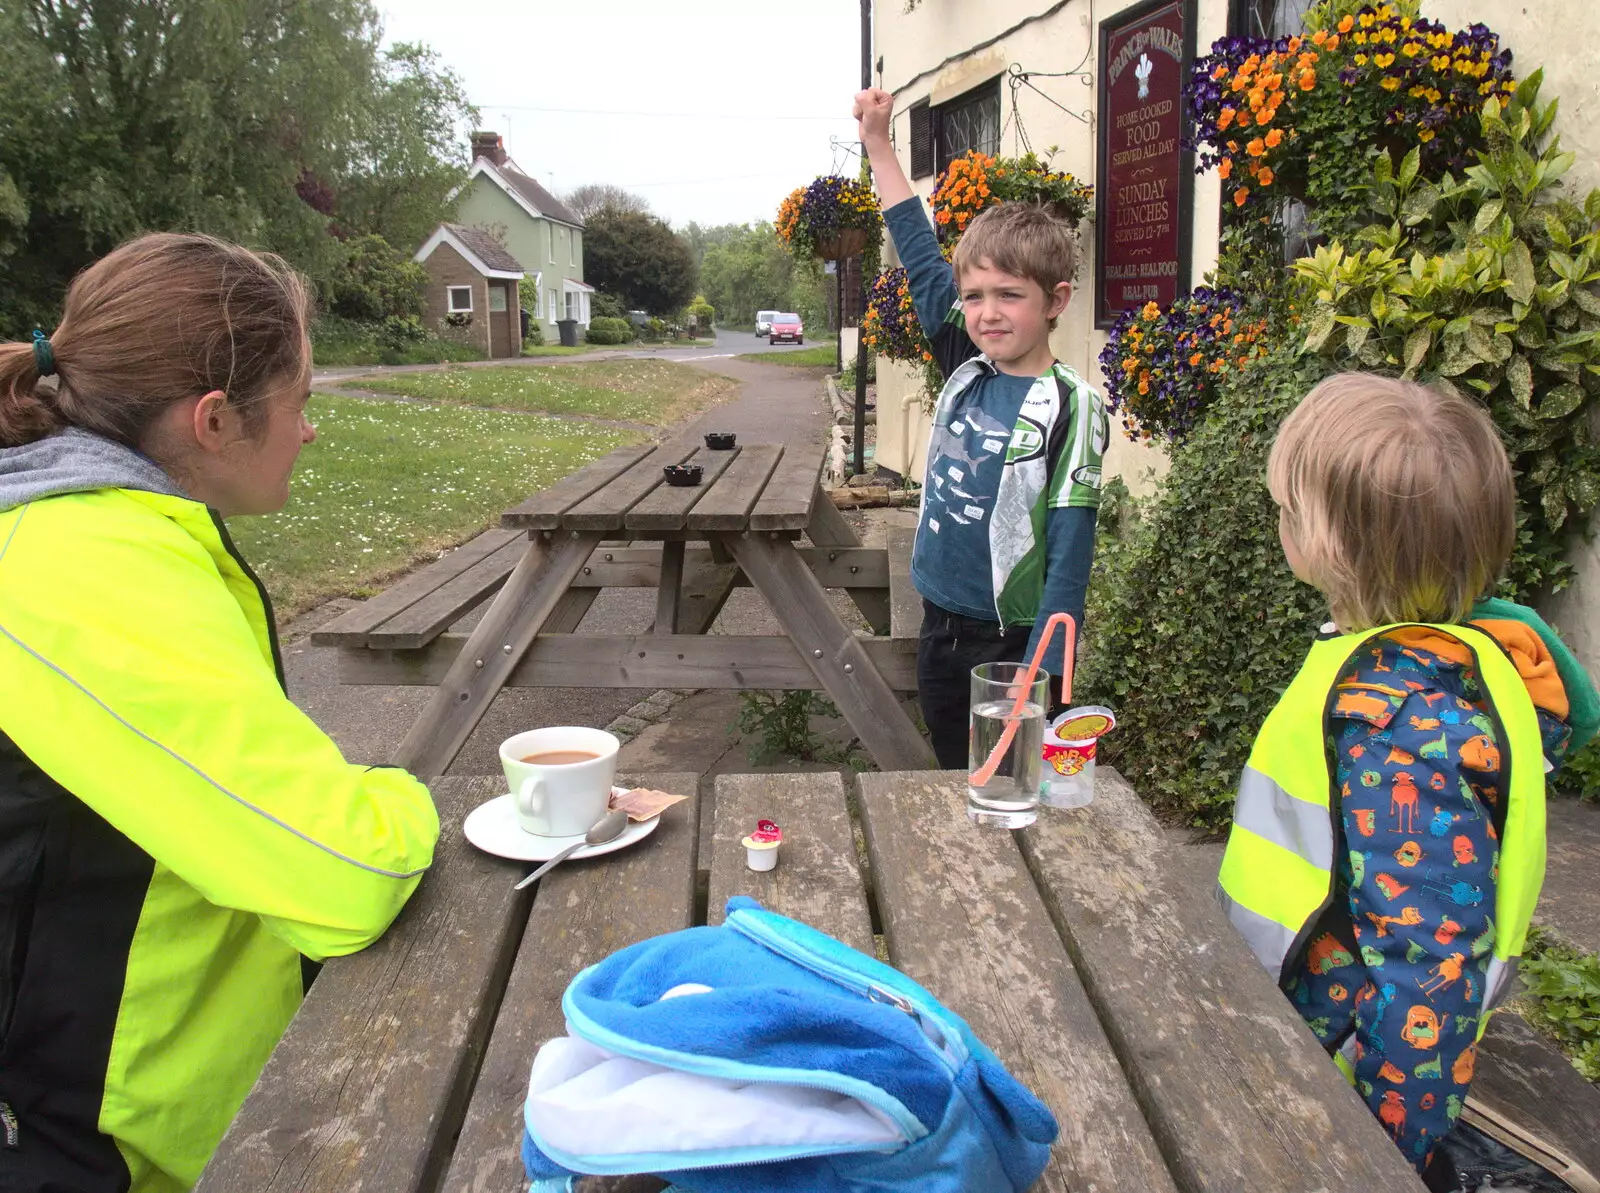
xmin=526 ymin=1035 xmax=906 ymax=1156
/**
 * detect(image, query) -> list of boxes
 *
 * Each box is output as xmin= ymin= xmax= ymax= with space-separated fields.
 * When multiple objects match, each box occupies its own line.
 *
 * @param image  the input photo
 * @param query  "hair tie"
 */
xmin=31 ymin=330 xmax=56 ymax=377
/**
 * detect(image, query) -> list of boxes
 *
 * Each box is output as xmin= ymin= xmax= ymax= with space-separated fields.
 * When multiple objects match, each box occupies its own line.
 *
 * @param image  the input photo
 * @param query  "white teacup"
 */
xmin=499 ymin=727 xmax=620 ymax=838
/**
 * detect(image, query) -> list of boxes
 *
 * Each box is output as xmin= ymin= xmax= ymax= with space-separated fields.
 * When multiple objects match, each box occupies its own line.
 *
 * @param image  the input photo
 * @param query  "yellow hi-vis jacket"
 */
xmin=0 ymin=440 xmax=439 ymax=1193
xmin=1217 ymin=622 xmax=1546 ymax=1036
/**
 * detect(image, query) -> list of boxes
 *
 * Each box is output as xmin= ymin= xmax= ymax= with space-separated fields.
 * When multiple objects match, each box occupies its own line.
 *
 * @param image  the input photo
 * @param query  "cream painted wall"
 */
xmin=872 ymin=0 xmax=1231 ymax=495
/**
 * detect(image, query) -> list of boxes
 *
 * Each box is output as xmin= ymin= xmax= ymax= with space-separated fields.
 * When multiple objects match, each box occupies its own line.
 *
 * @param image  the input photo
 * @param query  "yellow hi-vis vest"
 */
xmin=1217 ymin=622 xmax=1546 ymax=1038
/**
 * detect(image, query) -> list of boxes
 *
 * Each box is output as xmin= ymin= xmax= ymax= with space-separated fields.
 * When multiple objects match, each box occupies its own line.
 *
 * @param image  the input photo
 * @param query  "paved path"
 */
xmin=312 ymin=326 xmax=826 ymax=387
xmin=285 ymin=353 xmax=834 ymax=776
xmin=1541 ymin=794 xmax=1600 ymax=955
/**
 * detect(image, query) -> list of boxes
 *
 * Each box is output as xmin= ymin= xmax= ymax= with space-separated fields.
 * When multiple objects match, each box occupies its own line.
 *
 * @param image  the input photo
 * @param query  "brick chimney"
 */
xmin=471 ymin=131 xmax=508 ymax=166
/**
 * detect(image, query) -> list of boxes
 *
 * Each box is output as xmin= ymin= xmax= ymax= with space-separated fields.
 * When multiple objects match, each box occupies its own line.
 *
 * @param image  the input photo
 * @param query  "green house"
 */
xmin=446 ymin=132 xmax=593 ymax=342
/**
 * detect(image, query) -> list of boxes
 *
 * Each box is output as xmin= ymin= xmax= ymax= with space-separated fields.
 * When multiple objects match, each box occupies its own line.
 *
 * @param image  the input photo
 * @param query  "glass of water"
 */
xmin=967 ymin=662 xmax=1048 ymax=828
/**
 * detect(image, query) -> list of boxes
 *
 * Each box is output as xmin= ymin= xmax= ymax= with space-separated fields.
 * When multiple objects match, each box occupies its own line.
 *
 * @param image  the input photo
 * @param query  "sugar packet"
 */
xmin=609 ymin=787 xmax=687 ymax=822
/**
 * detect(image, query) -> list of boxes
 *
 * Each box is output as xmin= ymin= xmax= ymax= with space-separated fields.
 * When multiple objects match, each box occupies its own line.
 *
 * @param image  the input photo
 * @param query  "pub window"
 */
xmin=905 ymin=80 xmax=1002 ymax=180
xmin=935 ymin=79 xmax=1002 ymax=173
xmin=1228 ymin=0 xmax=1313 ymax=39
xmin=1230 ymin=0 xmax=1316 ymax=261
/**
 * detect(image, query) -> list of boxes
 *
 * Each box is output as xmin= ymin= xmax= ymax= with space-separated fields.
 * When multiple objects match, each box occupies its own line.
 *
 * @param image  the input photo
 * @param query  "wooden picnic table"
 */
xmin=313 ymin=440 xmax=935 ymax=776
xmin=197 ymin=767 xmax=1426 ymax=1192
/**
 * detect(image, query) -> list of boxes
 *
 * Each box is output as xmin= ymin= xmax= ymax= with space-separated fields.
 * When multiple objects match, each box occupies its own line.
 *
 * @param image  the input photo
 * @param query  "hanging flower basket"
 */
xmin=813 ymin=227 xmax=870 ymax=261
xmin=776 ymin=175 xmax=881 ymax=261
xmin=930 ymin=151 xmax=1094 ymax=249
xmin=862 ymin=267 xmax=945 ymax=412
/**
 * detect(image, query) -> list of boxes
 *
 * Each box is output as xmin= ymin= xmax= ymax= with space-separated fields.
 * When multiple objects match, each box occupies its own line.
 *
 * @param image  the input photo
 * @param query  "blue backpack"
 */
xmin=522 ymin=897 xmax=1058 ymax=1193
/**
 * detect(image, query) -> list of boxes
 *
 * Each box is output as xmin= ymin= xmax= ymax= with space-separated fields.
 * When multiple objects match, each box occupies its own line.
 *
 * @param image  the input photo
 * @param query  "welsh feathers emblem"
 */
xmin=1135 ymin=53 xmax=1153 ymax=99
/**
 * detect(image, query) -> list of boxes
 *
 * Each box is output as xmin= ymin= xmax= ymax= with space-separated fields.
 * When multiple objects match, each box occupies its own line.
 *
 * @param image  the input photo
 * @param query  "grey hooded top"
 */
xmin=0 ymin=428 xmax=187 ymax=512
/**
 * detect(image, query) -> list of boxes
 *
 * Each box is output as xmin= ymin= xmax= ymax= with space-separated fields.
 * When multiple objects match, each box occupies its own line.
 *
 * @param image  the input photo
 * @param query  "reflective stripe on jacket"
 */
xmin=0 ymin=484 xmax=439 ymax=1192
xmin=1217 ymin=622 xmax=1546 ymax=1035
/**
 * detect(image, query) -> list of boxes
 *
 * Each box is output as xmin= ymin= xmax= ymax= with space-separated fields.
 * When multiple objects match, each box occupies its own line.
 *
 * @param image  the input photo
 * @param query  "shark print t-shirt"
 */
xmin=916 ymin=372 xmax=1037 ymax=619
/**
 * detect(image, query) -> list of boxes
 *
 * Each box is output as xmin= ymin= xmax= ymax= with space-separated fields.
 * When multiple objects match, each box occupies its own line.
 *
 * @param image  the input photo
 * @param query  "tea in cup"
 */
xmin=499 ymin=727 xmax=619 ymax=837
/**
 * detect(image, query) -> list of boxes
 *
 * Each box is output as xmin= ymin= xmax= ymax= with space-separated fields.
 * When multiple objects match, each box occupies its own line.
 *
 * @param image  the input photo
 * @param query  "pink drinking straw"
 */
xmin=969 ymin=612 xmax=1076 ymax=786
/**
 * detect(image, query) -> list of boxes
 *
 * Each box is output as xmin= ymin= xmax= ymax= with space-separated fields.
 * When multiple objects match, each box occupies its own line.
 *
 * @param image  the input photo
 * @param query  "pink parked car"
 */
xmin=769 ymin=313 xmax=804 ymax=345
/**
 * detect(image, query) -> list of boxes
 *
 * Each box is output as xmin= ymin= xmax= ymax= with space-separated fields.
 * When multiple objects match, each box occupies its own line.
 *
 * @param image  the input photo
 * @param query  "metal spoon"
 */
xmin=513 ymin=809 xmax=629 ymax=890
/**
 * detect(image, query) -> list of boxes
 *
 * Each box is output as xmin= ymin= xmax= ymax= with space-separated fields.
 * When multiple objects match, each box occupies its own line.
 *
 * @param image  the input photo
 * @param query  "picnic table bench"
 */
xmin=312 ymin=441 xmax=933 ymax=776
xmin=197 ymin=767 xmax=1426 ymax=1192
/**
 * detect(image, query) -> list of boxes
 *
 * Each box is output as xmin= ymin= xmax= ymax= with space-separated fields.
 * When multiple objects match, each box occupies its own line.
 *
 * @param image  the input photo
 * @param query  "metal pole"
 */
xmin=854 ymin=0 xmax=872 ymax=476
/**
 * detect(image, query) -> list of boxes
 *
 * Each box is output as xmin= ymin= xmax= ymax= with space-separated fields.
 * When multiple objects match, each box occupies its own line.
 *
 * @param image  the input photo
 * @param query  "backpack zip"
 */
xmin=724 ymin=908 xmax=959 ymax=1069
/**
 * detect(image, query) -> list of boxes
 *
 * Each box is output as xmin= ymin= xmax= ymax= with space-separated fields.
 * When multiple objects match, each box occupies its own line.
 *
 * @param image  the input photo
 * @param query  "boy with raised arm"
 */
xmin=854 ymin=87 xmax=1108 ymax=766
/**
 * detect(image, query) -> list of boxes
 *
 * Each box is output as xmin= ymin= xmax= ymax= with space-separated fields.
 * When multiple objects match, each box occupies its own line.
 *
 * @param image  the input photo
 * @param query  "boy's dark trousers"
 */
xmin=916 ymin=599 xmax=1033 ymax=769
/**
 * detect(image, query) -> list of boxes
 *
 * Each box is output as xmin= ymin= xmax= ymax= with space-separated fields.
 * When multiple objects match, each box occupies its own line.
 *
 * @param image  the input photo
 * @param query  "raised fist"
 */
xmin=853 ymin=88 xmax=893 ymax=143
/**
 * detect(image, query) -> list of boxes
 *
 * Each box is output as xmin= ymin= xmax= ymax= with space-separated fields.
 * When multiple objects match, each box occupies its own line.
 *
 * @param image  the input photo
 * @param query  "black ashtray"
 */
xmin=704 ymin=432 xmax=737 ymax=450
xmin=663 ymin=464 xmax=703 ymax=487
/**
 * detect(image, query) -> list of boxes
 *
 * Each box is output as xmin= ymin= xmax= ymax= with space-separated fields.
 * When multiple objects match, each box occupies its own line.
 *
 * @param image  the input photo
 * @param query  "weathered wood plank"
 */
xmin=501 ymin=444 xmax=658 ymax=529
xmin=1465 ymin=1011 xmax=1600 ymax=1192
xmin=391 ymin=532 xmax=603 ymax=778
xmin=559 ymin=443 xmax=699 ymax=531
xmin=364 ymin=534 xmax=530 ymax=649
xmin=543 ymin=587 xmax=598 ymax=635
xmin=568 ymin=546 xmax=887 ymax=590
xmin=654 ymin=540 xmax=685 ymax=634
xmin=439 ymin=772 xmax=699 ymax=1193
xmin=674 ymin=557 xmax=741 ymax=638
xmin=1019 ymin=765 xmax=1427 ymax=1192
xmin=196 ymin=776 xmax=524 ymax=1193
xmin=624 ymin=446 xmax=738 ymax=531
xmin=337 ymin=632 xmax=919 ymax=692
xmin=727 ymin=533 xmax=932 ymax=771
xmin=707 ymin=772 xmax=874 ymax=954
xmin=805 ymin=488 xmax=891 ymax=635
xmin=748 ymin=447 xmax=823 ymax=530
xmin=886 ymin=525 xmax=919 ymax=641
xmin=686 ymin=444 xmax=784 ymax=531
xmin=857 ymin=772 xmax=1178 ymax=1193
xmin=311 ymin=529 xmax=523 ymax=646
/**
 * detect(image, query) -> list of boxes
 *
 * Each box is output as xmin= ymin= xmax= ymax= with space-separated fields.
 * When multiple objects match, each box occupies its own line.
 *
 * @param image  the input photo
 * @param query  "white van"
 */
xmin=755 ymin=310 xmax=779 ymax=337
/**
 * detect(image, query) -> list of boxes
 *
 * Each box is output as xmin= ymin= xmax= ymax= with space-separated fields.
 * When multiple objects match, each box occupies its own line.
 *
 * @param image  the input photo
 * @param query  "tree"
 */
xmin=326 ymin=234 xmax=425 ymax=322
xmin=583 ymin=210 xmax=697 ymax=315
xmin=0 ymin=2 xmax=475 ymax=337
xmin=0 ymin=0 xmax=388 ymax=334
xmin=697 ymin=221 xmax=827 ymax=328
xmin=329 ymin=42 xmax=478 ymax=256
xmin=564 ymin=184 xmax=650 ymax=222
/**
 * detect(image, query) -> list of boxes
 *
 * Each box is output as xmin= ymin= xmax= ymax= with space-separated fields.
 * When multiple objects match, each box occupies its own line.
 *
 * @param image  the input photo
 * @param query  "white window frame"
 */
xmin=570 ymin=233 xmax=578 ymax=266
xmin=549 ymin=225 xmax=557 ymax=264
xmin=548 ymin=291 xmax=557 ymax=323
xmin=446 ymin=285 xmax=473 ymax=313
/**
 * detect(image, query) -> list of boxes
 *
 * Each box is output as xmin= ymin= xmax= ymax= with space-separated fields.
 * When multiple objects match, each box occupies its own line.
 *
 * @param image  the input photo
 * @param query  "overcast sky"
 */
xmin=378 ymin=0 xmax=867 ymax=229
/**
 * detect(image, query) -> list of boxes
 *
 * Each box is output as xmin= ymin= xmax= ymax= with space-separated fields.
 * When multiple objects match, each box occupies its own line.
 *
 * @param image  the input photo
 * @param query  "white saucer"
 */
xmin=462 ymin=793 xmax=660 ymax=862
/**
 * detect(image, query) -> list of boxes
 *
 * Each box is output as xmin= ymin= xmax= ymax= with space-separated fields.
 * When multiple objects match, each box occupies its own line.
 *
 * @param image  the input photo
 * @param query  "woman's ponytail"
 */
xmin=0 ymin=339 xmax=63 ymax=448
xmin=0 ymin=233 xmax=309 ymax=452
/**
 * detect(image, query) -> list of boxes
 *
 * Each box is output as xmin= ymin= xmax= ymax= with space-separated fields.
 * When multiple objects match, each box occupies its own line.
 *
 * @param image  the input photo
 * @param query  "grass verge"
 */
xmin=230 ymin=393 xmax=641 ymax=619
xmin=737 ymin=344 xmax=839 ymax=367
xmin=334 ymin=359 xmax=738 ymax=426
